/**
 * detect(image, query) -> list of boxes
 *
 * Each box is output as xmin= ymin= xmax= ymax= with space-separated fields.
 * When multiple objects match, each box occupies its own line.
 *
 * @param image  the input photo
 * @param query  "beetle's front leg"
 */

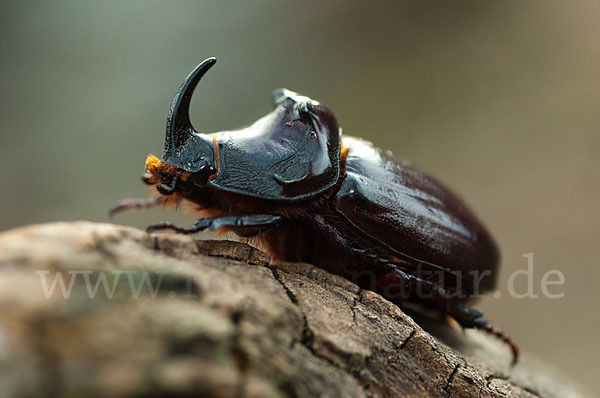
xmin=109 ymin=196 xmax=163 ymax=218
xmin=146 ymin=214 xmax=283 ymax=235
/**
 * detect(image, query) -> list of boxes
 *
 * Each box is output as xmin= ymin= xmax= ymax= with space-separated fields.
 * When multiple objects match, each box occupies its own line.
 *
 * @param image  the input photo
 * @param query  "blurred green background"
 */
xmin=1 ymin=0 xmax=598 ymax=391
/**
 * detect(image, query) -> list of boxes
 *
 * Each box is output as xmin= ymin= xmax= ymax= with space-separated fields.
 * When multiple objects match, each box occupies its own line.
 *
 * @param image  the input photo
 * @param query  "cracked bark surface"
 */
xmin=0 ymin=222 xmax=588 ymax=397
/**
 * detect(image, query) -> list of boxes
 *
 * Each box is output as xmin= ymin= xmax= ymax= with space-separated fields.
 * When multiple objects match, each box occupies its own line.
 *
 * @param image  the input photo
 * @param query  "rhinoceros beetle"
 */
xmin=111 ymin=57 xmax=518 ymax=363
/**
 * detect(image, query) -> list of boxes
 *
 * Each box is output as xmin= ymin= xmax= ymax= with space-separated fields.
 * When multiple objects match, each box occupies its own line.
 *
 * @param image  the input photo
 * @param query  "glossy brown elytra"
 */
xmin=111 ymin=57 xmax=518 ymax=363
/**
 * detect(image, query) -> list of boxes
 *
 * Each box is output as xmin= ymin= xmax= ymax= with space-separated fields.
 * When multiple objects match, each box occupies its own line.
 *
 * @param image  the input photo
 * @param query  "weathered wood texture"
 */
xmin=0 ymin=222 xmax=588 ymax=397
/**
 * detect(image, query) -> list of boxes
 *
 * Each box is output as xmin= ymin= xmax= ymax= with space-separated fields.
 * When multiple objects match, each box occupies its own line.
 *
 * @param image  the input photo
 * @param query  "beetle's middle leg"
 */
xmin=146 ymin=214 xmax=283 ymax=235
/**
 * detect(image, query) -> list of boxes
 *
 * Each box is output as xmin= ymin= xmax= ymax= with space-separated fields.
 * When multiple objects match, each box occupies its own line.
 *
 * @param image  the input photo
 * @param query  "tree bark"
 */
xmin=0 ymin=222 xmax=588 ymax=397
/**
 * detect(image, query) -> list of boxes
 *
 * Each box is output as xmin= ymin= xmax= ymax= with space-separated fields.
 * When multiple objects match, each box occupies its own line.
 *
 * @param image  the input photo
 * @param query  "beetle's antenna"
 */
xmin=164 ymin=57 xmax=217 ymax=158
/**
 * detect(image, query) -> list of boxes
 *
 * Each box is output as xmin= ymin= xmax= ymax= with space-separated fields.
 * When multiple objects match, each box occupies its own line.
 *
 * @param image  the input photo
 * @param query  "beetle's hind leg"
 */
xmin=361 ymin=253 xmax=520 ymax=365
xmin=448 ymin=304 xmax=519 ymax=365
xmin=109 ymin=196 xmax=163 ymax=218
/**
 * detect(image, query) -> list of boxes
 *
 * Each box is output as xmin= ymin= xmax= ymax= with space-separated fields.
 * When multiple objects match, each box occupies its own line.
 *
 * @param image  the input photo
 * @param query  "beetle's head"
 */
xmin=146 ymin=57 xmax=343 ymax=202
xmin=144 ymin=58 xmax=218 ymax=196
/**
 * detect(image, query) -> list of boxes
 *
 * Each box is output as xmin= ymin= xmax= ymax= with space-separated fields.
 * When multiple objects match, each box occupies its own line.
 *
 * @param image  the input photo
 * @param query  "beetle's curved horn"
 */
xmin=164 ymin=57 xmax=217 ymax=157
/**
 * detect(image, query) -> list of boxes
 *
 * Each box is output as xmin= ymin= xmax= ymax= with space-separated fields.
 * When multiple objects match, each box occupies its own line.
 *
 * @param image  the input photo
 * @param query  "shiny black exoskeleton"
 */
xmin=111 ymin=57 xmax=518 ymax=363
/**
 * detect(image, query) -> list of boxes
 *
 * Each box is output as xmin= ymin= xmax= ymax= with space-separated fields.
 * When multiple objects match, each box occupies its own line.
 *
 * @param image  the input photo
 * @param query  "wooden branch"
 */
xmin=0 ymin=222 xmax=588 ymax=397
